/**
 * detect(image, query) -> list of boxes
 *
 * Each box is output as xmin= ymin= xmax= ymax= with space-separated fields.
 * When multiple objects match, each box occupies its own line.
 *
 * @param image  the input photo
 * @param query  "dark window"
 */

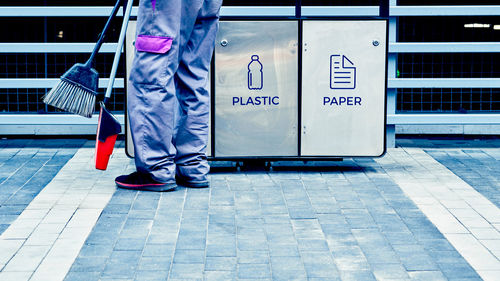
xmin=399 ymin=16 xmax=500 ymax=42
xmin=398 ymin=54 xmax=500 ymax=79
xmin=0 ymin=1 xmax=130 ymax=6
xmin=1 ymin=1 xmax=382 ymax=6
xmin=0 ymin=53 xmax=124 ymax=80
xmin=301 ymin=0 xmax=379 ymax=5
xmin=398 ymin=0 xmax=498 ymax=5
xmin=0 ymin=0 xmax=296 ymax=6
xmin=0 ymin=18 xmax=122 ymax=43
xmin=217 ymin=0 xmax=295 ymax=5
xmin=398 ymin=88 xmax=500 ymax=113
xmin=0 ymin=88 xmax=125 ymax=114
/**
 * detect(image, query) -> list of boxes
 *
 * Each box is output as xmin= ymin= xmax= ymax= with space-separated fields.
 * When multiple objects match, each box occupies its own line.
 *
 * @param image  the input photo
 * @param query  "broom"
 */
xmin=43 ymin=0 xmax=122 ymax=118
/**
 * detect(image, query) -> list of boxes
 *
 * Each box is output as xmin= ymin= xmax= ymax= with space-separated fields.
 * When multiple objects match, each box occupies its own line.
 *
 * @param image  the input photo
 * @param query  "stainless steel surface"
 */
xmin=125 ymin=20 xmax=136 ymax=158
xmin=124 ymin=20 xmax=212 ymax=158
xmin=214 ymin=21 xmax=299 ymax=157
xmin=301 ymin=20 xmax=387 ymax=157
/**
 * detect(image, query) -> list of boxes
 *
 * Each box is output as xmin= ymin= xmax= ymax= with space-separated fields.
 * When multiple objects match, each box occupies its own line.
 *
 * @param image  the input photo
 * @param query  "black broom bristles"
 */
xmin=43 ymin=62 xmax=100 ymax=118
xmin=43 ymin=78 xmax=97 ymax=118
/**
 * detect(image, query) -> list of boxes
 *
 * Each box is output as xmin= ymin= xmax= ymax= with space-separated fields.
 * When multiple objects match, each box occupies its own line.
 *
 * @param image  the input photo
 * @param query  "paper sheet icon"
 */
xmin=330 ymin=55 xmax=356 ymax=89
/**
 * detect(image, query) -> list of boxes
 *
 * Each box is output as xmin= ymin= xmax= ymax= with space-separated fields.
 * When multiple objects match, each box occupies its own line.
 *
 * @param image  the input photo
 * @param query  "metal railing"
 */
xmin=1 ymin=4 xmax=499 ymax=141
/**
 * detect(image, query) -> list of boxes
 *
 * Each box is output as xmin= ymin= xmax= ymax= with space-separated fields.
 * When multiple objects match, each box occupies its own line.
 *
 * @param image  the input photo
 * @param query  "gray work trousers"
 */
xmin=128 ymin=0 xmax=221 ymax=182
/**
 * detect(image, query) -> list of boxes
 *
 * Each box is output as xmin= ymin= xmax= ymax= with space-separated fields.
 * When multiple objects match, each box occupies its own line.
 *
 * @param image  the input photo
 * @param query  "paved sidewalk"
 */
xmin=0 ymin=138 xmax=498 ymax=281
xmin=427 ymin=149 xmax=500 ymax=208
xmin=0 ymin=140 xmax=84 ymax=235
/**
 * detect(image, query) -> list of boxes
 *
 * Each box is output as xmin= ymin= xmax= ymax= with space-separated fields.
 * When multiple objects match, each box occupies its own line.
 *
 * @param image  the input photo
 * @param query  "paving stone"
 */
xmin=339 ymin=270 xmax=377 ymax=281
xmin=371 ymin=263 xmax=410 ymax=280
xmin=176 ymin=235 xmax=206 ymax=250
xmin=300 ymin=251 xmax=334 ymax=264
xmin=268 ymin=244 xmax=300 ymax=257
xmin=173 ymin=249 xmax=205 ymax=263
xmin=114 ymin=238 xmax=147 ymax=251
xmin=271 ymin=268 xmax=307 ymax=281
xmin=297 ymin=238 xmax=329 ymax=251
xmin=419 ymin=238 xmax=456 ymax=252
xmin=204 ymin=271 xmax=235 ymax=281
xmin=107 ymin=250 xmax=142 ymax=264
xmin=142 ymin=243 xmax=175 ymax=257
xmin=288 ymin=208 xmax=317 ymax=219
xmin=237 ymin=251 xmax=269 ymax=264
xmin=69 ymin=256 xmax=108 ymax=272
xmin=102 ymin=262 xmax=138 ymax=279
xmin=77 ymin=243 xmax=114 ymax=258
xmin=206 ymin=243 xmax=236 ymax=257
xmin=270 ymin=256 xmax=303 ymax=271
xmin=81 ymin=231 xmax=117 ymax=246
xmin=205 ymin=257 xmax=236 ymax=271
xmin=169 ymin=263 xmax=204 ymax=279
xmin=383 ymin=231 xmax=419 ymax=245
xmin=134 ymin=270 xmax=169 ymax=281
xmin=237 ymin=263 xmax=271 ymax=279
xmin=237 ymin=238 xmax=268 ymax=251
xmin=147 ymin=232 xmax=179 ymax=244
xmin=101 ymin=204 xmax=132 ymax=215
xmin=438 ymin=261 xmax=481 ymax=279
xmin=303 ymin=263 xmax=339 ymax=278
xmin=362 ymin=247 xmax=401 ymax=264
xmin=64 ymin=271 xmax=100 ymax=281
xmin=408 ymin=270 xmax=447 ymax=281
xmin=332 ymin=246 xmax=371 ymax=271
xmin=428 ymin=250 xmax=467 ymax=265
xmin=137 ymin=256 xmax=171 ymax=271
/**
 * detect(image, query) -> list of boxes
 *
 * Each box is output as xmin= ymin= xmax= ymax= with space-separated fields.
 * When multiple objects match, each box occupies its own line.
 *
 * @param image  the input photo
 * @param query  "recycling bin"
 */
xmin=124 ymin=17 xmax=387 ymax=160
xmin=214 ymin=21 xmax=299 ymax=157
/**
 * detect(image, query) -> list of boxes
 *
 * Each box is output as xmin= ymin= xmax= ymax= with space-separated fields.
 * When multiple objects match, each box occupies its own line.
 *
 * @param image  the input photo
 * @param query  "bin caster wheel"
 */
xmin=265 ymin=161 xmax=272 ymax=172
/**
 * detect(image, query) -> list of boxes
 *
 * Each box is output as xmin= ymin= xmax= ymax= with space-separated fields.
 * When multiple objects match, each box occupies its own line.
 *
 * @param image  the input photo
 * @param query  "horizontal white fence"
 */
xmin=3 ymin=42 xmax=500 ymax=54
xmin=0 ymin=5 xmax=499 ymax=137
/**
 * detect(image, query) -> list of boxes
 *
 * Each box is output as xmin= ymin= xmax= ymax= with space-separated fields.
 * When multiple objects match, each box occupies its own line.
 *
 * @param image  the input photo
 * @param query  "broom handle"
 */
xmin=85 ymin=0 xmax=122 ymax=67
xmin=104 ymin=0 xmax=134 ymax=103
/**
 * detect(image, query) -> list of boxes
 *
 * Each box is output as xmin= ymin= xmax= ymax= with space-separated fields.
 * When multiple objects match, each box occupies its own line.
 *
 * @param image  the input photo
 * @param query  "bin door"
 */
xmin=301 ymin=20 xmax=387 ymax=157
xmin=214 ymin=21 xmax=299 ymax=157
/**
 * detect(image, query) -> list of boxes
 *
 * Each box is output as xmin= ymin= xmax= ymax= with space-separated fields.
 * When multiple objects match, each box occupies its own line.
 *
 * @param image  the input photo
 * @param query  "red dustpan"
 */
xmin=95 ymin=101 xmax=121 ymax=170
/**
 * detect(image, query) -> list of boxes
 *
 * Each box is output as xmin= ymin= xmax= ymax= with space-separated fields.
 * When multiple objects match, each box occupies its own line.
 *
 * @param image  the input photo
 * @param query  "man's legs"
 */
xmin=125 ymin=0 xmax=205 ymax=186
xmin=174 ymin=0 xmax=222 ymax=186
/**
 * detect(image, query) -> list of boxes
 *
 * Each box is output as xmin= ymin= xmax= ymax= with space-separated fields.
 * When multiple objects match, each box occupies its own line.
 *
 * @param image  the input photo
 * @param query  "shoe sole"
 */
xmin=176 ymin=178 xmax=209 ymax=188
xmin=115 ymin=181 xmax=177 ymax=192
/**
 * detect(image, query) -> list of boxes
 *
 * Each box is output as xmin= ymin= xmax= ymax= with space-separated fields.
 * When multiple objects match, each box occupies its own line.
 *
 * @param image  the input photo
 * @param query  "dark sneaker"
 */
xmin=175 ymin=176 xmax=209 ymax=188
xmin=115 ymin=172 xmax=176 ymax=192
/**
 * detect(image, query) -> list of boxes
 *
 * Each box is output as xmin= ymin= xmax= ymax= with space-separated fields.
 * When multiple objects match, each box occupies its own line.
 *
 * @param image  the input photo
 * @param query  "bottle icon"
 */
xmin=248 ymin=55 xmax=263 ymax=90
